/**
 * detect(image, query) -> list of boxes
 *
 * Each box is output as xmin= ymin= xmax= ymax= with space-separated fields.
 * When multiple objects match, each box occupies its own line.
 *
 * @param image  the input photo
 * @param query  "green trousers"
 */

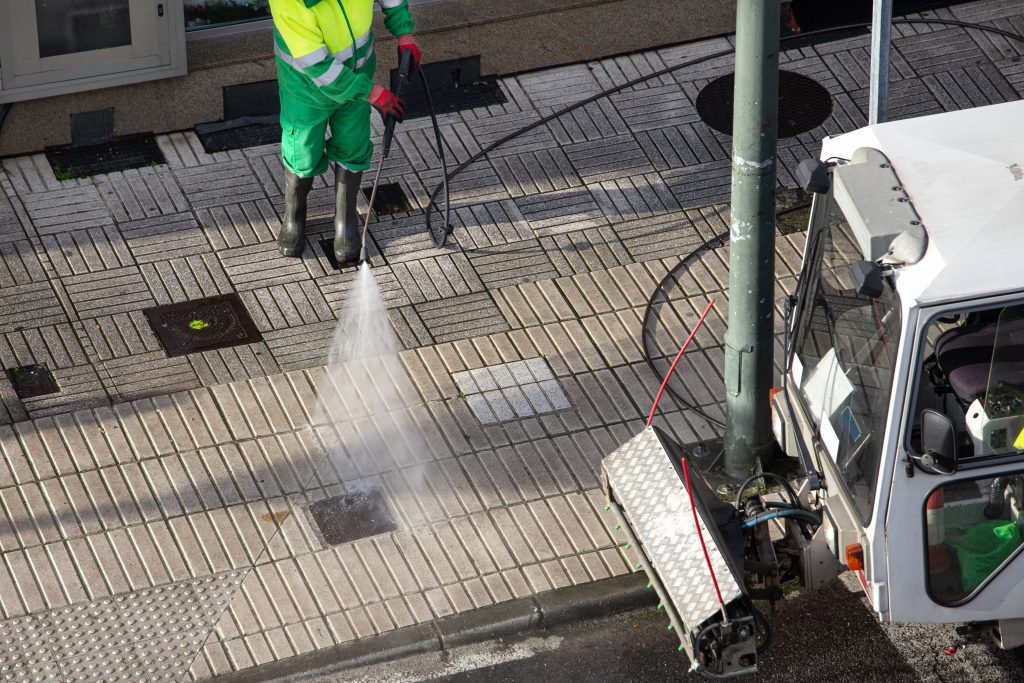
xmin=277 ymin=52 xmax=377 ymax=178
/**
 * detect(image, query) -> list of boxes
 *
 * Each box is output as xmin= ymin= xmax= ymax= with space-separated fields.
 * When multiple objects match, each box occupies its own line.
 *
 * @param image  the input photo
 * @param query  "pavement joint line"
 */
xmin=207 ymin=572 xmax=654 ymax=683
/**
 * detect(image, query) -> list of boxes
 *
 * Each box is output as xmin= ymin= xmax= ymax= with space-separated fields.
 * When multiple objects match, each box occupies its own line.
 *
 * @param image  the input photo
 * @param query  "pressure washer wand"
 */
xmin=360 ymin=49 xmax=414 ymax=263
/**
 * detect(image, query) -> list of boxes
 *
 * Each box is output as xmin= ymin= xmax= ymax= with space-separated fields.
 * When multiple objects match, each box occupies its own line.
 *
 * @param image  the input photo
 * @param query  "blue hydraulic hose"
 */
xmin=741 ymin=509 xmax=821 ymax=530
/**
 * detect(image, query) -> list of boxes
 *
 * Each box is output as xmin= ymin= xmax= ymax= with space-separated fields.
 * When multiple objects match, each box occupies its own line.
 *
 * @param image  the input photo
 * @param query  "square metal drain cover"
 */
xmin=6 ymin=364 xmax=59 ymax=399
xmin=143 ymin=294 xmax=263 ymax=358
xmin=363 ymin=183 xmax=413 ymax=216
xmin=308 ymin=490 xmax=396 ymax=545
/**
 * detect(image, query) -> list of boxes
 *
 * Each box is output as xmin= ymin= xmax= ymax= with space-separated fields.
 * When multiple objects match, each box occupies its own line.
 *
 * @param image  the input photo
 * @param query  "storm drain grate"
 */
xmin=695 ymin=70 xmax=833 ymax=138
xmin=453 ymin=358 xmax=572 ymax=424
xmin=45 ymin=134 xmax=165 ymax=178
xmin=364 ymin=183 xmax=413 ymax=216
xmin=308 ymin=490 xmax=396 ymax=545
xmin=223 ymin=80 xmax=280 ymax=120
xmin=6 ymin=364 xmax=59 ymax=399
xmin=397 ymin=56 xmax=507 ymax=120
xmin=142 ymin=294 xmax=263 ymax=357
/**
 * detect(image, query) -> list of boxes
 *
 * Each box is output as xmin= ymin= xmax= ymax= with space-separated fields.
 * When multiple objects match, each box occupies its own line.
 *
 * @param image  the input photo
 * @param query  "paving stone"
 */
xmin=40 ymin=226 xmax=134 ymax=277
xmin=141 ymin=252 xmax=235 ymax=305
xmin=491 ymin=148 xmax=582 ymax=198
xmin=19 ymin=365 xmax=109 ymax=419
xmin=262 ymin=321 xmax=336 ymax=372
xmin=465 ymin=109 xmax=556 ymax=158
xmin=218 ymin=241 xmax=311 ymax=291
xmin=173 ymin=160 xmax=264 ymax=209
xmin=415 ymin=292 xmax=509 ymax=345
xmin=197 ymin=199 xmax=279 ymax=251
xmin=99 ymin=354 xmax=201 ymax=404
xmin=446 ymin=199 xmax=533 ymax=251
xmin=95 ymin=166 xmax=190 ymax=223
xmin=61 ymin=266 xmax=155 ymax=319
xmin=391 ymin=253 xmax=486 ymax=305
xmin=119 ymin=212 xmax=210 ymax=264
xmin=563 ymin=134 xmax=654 ymax=184
xmin=22 ymin=186 xmax=114 ymax=235
xmin=0 ymin=282 xmax=68 ymax=333
xmin=514 ymin=187 xmax=608 ymax=237
xmin=894 ymin=26 xmax=987 ymax=76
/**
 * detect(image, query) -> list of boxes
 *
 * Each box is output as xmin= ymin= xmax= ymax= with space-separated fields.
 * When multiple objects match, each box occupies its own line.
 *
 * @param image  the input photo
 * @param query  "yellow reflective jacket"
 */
xmin=270 ymin=0 xmax=414 ymax=104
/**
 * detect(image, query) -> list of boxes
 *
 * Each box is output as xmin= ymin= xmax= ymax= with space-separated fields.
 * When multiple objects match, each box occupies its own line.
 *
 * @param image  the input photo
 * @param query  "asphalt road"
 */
xmin=310 ymin=574 xmax=1024 ymax=683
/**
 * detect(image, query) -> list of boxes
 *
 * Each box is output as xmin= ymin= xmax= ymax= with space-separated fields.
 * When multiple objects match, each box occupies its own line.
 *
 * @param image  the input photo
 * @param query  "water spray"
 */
xmin=359 ymin=48 xmax=415 ymax=265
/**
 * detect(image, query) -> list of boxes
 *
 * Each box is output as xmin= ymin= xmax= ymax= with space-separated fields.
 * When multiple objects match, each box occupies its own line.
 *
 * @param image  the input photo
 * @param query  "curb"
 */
xmin=215 ymin=572 xmax=655 ymax=682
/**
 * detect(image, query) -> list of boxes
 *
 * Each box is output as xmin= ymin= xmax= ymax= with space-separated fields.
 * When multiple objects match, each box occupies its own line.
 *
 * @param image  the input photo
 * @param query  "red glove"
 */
xmin=367 ymin=84 xmax=405 ymax=122
xmin=398 ymin=35 xmax=421 ymax=72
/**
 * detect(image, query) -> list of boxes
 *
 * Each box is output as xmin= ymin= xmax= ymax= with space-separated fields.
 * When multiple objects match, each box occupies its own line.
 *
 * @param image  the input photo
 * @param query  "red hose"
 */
xmin=682 ymin=456 xmax=725 ymax=608
xmin=646 ymin=299 xmax=715 ymax=427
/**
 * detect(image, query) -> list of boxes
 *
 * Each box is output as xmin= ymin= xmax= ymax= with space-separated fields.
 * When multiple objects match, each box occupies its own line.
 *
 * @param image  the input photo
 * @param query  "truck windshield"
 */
xmin=792 ymin=201 xmax=901 ymax=524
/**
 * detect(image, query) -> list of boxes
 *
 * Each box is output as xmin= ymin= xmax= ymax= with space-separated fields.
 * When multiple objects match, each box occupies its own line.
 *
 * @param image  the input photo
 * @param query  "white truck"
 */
xmin=602 ymin=98 xmax=1024 ymax=677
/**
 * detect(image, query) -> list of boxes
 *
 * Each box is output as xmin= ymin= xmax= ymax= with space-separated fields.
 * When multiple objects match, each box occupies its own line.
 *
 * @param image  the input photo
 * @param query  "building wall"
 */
xmin=0 ymin=0 xmax=735 ymax=157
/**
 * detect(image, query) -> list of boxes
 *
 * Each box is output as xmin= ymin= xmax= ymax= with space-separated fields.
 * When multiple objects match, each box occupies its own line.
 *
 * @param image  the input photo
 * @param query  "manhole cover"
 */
xmin=6 ymin=364 xmax=59 ymax=399
xmin=143 ymin=294 xmax=263 ymax=357
xmin=308 ymin=489 xmax=396 ymax=546
xmin=364 ymin=183 xmax=413 ymax=216
xmin=695 ymin=70 xmax=833 ymax=138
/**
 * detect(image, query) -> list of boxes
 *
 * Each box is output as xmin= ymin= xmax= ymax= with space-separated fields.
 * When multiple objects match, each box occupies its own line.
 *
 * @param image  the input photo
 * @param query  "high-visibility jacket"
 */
xmin=270 ymin=0 xmax=415 ymax=106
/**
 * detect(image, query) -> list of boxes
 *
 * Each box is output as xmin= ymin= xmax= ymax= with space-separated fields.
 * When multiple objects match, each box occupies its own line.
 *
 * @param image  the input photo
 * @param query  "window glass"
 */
xmin=909 ymin=303 xmax=1024 ymax=460
xmin=926 ymin=475 xmax=1024 ymax=603
xmin=185 ymin=0 xmax=270 ymax=30
xmin=36 ymin=0 xmax=132 ymax=57
xmin=793 ymin=200 xmax=900 ymax=523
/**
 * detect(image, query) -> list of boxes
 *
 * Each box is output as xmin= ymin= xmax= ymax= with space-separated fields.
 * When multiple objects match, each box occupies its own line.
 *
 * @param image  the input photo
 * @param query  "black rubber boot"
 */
xmin=333 ymin=167 xmax=364 ymax=265
xmin=278 ymin=170 xmax=314 ymax=257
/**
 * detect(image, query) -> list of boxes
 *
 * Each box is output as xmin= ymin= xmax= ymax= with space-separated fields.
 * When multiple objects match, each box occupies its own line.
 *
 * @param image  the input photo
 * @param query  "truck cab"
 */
xmin=777 ymin=99 xmax=1024 ymax=642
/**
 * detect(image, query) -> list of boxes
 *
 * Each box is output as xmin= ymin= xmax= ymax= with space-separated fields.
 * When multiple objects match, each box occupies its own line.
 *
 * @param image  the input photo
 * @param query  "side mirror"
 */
xmin=849 ymin=261 xmax=884 ymax=299
xmin=796 ymin=158 xmax=830 ymax=194
xmin=916 ymin=409 xmax=958 ymax=475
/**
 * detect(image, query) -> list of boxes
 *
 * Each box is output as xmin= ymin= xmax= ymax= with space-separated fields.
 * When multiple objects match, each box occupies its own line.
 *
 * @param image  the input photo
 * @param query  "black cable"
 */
xmin=736 ymin=472 xmax=801 ymax=509
xmin=751 ymin=603 xmax=773 ymax=655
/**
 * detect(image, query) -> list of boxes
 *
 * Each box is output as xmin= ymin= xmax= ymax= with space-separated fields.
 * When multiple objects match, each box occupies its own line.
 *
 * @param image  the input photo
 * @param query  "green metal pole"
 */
xmin=723 ymin=0 xmax=780 ymax=478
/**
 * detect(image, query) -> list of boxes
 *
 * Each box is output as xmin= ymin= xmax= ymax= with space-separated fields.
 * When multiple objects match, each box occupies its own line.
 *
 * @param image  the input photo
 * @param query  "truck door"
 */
xmin=887 ymin=302 xmax=1024 ymax=623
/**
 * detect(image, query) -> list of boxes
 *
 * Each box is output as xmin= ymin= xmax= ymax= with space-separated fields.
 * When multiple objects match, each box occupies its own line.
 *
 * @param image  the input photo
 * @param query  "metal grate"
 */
xmin=7 ymin=364 xmax=59 ymax=399
xmin=70 ymin=108 xmax=115 ymax=148
xmin=695 ymin=70 xmax=833 ymax=138
xmin=396 ymin=56 xmax=507 ymax=120
xmin=196 ymin=121 xmax=281 ymax=154
xmin=308 ymin=490 xmax=396 ymax=546
xmin=364 ymin=183 xmax=413 ymax=216
xmin=143 ymin=294 xmax=263 ymax=358
xmin=45 ymin=134 xmax=165 ymax=178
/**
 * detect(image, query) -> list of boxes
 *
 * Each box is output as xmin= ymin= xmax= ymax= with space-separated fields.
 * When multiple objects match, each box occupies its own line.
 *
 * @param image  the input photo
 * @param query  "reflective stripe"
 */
xmin=329 ymin=28 xmax=372 ymax=64
xmin=379 ymin=0 xmax=404 ymax=8
xmin=312 ymin=59 xmax=345 ymax=86
xmin=275 ymin=42 xmax=329 ymax=70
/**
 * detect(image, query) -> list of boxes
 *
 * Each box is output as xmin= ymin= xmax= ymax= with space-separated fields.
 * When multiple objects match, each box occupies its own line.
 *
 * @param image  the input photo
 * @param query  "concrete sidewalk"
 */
xmin=0 ymin=2 xmax=1022 ymax=681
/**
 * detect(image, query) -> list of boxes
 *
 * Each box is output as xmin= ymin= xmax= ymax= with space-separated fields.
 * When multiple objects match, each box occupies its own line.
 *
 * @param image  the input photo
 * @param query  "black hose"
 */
xmin=425 ymin=19 xmax=1024 ymax=248
xmin=420 ymin=17 xmax=1024 ymax=426
xmin=418 ymin=68 xmax=451 ymax=246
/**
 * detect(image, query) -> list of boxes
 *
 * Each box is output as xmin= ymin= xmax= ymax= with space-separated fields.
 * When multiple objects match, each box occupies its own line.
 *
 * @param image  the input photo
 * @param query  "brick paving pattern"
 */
xmin=0 ymin=2 xmax=1021 ymax=679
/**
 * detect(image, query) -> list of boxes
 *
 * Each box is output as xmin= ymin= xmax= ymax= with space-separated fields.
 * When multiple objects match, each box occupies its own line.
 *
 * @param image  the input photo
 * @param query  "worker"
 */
xmin=269 ymin=0 xmax=422 ymax=263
